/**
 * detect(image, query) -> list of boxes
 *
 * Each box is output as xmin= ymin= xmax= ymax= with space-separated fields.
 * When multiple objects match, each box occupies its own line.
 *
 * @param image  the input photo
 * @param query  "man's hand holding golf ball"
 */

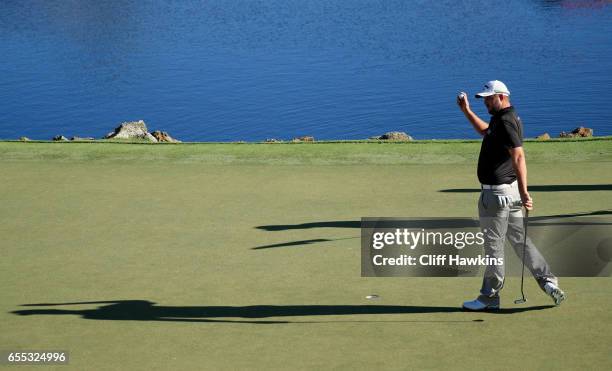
xmin=456 ymin=91 xmax=468 ymax=110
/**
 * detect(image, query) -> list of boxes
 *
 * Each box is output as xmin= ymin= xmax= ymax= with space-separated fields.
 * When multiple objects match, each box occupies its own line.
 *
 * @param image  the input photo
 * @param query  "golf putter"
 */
xmin=514 ymin=207 xmax=529 ymax=305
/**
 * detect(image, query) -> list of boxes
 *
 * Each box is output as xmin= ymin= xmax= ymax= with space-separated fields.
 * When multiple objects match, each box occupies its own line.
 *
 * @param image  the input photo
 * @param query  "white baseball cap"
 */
xmin=475 ymin=80 xmax=510 ymax=98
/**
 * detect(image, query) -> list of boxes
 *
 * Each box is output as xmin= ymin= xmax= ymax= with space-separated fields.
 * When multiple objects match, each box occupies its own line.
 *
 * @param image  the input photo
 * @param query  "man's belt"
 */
xmin=481 ymin=180 xmax=517 ymax=190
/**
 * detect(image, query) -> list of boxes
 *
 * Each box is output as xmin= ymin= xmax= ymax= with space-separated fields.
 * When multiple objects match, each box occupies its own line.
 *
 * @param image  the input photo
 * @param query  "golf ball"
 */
xmin=365 ymin=294 xmax=380 ymax=300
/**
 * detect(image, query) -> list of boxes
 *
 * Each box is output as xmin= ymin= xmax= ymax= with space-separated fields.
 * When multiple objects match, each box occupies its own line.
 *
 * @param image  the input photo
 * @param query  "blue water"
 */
xmin=1 ymin=0 xmax=611 ymax=141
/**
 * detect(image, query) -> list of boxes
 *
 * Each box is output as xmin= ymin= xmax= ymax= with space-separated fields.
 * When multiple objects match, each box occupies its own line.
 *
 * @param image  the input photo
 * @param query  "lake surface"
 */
xmin=1 ymin=0 xmax=611 ymax=141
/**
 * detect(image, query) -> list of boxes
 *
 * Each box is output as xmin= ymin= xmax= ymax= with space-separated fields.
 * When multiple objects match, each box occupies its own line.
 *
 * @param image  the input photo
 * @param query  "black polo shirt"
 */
xmin=477 ymin=106 xmax=523 ymax=185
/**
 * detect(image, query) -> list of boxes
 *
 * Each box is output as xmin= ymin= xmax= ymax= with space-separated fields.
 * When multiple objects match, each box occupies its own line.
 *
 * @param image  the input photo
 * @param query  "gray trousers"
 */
xmin=478 ymin=181 xmax=558 ymax=300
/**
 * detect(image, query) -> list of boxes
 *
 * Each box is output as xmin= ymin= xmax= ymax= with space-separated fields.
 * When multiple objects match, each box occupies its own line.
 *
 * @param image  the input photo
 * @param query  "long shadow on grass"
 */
xmin=255 ymin=211 xmax=612 ymax=233
xmin=255 ymin=212 xmax=611 ymax=232
xmin=439 ymin=184 xmax=612 ymax=193
xmin=12 ymin=301 xmax=555 ymax=324
xmin=253 ymin=212 xmax=611 ymax=249
xmin=257 ymin=221 xmax=361 ymax=231
xmin=252 ymin=237 xmax=359 ymax=250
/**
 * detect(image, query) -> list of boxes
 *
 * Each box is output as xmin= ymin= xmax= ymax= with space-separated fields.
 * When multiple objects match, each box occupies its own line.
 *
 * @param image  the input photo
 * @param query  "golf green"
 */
xmin=1 ymin=140 xmax=610 ymax=370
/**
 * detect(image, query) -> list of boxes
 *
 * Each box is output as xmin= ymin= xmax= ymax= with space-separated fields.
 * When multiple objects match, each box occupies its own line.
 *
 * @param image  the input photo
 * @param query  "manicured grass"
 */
xmin=0 ymin=141 xmax=610 ymax=370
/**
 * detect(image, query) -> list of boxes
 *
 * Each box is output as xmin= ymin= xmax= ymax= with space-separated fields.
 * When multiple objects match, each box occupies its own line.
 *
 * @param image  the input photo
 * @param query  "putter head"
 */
xmin=514 ymin=298 xmax=527 ymax=304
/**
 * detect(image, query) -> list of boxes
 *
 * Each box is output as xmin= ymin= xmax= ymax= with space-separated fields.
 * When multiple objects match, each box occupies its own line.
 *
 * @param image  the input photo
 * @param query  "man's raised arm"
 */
xmin=457 ymin=93 xmax=489 ymax=136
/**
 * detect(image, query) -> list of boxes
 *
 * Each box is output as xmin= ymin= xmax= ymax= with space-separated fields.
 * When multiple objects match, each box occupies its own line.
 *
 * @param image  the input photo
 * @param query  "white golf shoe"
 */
xmin=544 ymin=282 xmax=566 ymax=306
xmin=462 ymin=297 xmax=500 ymax=311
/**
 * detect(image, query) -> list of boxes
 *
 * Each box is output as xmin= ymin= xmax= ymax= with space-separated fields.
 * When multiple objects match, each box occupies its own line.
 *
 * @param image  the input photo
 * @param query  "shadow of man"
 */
xmin=12 ymin=300 xmax=555 ymax=323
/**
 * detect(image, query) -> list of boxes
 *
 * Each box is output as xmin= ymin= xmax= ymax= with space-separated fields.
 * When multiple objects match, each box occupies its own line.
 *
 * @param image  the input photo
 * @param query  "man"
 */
xmin=456 ymin=80 xmax=566 ymax=311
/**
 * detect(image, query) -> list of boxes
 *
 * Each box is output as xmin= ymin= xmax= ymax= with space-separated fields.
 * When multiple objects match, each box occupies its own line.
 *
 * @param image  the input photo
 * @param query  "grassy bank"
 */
xmin=0 ymin=137 xmax=610 ymax=164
